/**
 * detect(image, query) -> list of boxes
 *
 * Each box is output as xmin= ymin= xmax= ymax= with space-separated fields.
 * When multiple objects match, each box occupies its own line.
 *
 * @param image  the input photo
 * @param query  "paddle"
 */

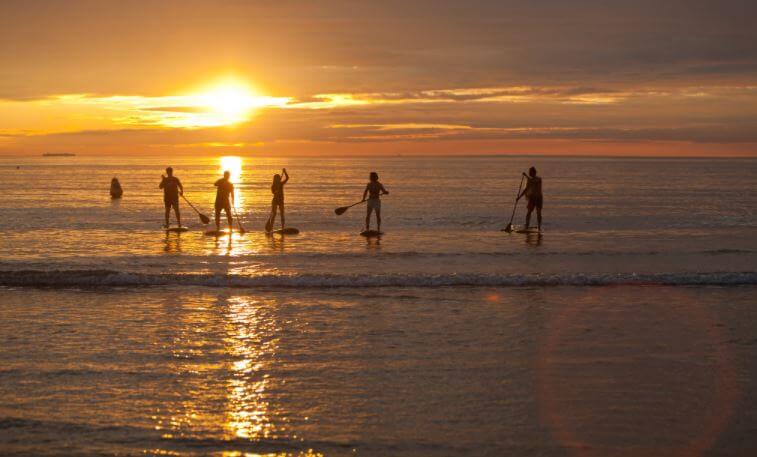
xmin=334 ymin=200 xmax=366 ymax=216
xmin=502 ymin=174 xmax=526 ymax=233
xmin=233 ymin=207 xmax=246 ymax=234
xmin=181 ymin=195 xmax=211 ymax=224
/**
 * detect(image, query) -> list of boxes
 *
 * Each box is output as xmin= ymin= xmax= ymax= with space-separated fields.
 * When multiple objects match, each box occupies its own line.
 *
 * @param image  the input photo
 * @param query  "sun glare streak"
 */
xmin=219 ymin=156 xmax=244 ymax=211
xmin=219 ymin=156 xmax=243 ymax=183
xmin=67 ymin=78 xmax=290 ymax=129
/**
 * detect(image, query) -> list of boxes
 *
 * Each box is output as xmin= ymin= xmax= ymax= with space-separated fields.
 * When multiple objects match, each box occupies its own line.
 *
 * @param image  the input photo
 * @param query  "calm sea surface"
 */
xmin=1 ymin=155 xmax=756 ymax=456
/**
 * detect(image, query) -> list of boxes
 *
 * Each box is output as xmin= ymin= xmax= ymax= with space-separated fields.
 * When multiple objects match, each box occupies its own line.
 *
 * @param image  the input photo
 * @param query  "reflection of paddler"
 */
xmin=110 ymin=177 xmax=123 ymax=199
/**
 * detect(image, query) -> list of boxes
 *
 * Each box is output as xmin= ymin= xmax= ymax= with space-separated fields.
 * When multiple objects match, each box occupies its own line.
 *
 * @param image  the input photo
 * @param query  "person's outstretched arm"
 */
xmin=178 ymin=179 xmax=184 ymax=196
xmin=517 ymin=180 xmax=530 ymax=200
xmin=282 ymin=168 xmax=289 ymax=185
xmin=230 ymin=184 xmax=235 ymax=206
xmin=380 ymin=184 xmax=389 ymax=195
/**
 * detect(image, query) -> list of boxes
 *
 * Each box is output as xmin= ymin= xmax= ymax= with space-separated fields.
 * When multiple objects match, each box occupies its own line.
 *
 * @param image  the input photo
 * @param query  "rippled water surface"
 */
xmin=1 ymin=155 xmax=756 ymax=456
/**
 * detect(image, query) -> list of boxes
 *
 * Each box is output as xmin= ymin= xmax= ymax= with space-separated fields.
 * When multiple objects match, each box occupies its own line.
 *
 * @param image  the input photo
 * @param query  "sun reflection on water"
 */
xmin=219 ymin=155 xmax=244 ymax=211
xmin=223 ymin=296 xmax=281 ymax=441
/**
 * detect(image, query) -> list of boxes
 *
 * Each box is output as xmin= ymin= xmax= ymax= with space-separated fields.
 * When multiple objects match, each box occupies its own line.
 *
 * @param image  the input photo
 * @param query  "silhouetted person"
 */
xmin=110 ymin=177 xmax=123 ymax=199
xmin=362 ymin=172 xmax=389 ymax=232
xmin=159 ymin=167 xmax=183 ymax=228
xmin=214 ymin=170 xmax=235 ymax=232
xmin=268 ymin=168 xmax=289 ymax=230
xmin=517 ymin=166 xmax=542 ymax=230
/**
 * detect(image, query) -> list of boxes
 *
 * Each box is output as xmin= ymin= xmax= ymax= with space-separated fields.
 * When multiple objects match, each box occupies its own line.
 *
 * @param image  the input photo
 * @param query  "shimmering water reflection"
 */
xmin=152 ymin=294 xmax=290 ymax=449
xmin=224 ymin=296 xmax=281 ymax=441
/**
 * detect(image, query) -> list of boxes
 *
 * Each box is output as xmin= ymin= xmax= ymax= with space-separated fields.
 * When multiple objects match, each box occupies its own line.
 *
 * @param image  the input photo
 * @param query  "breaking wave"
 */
xmin=1 ymin=269 xmax=755 ymax=289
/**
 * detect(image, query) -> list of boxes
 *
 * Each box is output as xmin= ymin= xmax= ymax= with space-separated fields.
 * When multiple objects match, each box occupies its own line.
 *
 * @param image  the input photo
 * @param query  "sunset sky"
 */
xmin=1 ymin=0 xmax=756 ymax=156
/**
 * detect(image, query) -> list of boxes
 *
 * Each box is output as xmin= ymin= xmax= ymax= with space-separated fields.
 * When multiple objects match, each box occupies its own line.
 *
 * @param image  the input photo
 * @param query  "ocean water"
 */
xmin=1 ymin=155 xmax=756 ymax=456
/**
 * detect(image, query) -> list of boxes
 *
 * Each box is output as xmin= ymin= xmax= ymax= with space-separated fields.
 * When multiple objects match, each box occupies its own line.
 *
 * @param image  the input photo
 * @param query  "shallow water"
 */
xmin=2 ymin=286 xmax=757 ymax=456
xmin=0 ymin=155 xmax=756 ymax=456
xmin=0 ymin=155 xmax=755 ymax=285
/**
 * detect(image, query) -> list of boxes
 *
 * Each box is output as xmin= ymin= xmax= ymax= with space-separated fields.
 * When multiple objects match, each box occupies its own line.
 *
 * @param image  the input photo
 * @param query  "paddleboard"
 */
xmin=204 ymin=230 xmax=229 ymax=236
xmin=360 ymin=230 xmax=383 ymax=237
xmin=515 ymin=228 xmax=541 ymax=234
xmin=269 ymin=227 xmax=300 ymax=235
xmin=165 ymin=227 xmax=189 ymax=233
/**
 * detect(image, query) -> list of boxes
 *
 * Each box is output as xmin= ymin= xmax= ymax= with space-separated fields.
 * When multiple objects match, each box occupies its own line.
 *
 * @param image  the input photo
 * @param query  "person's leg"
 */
xmin=376 ymin=205 xmax=382 ymax=232
xmin=225 ymin=206 xmax=233 ymax=231
xmin=269 ymin=202 xmax=278 ymax=229
xmin=215 ymin=207 xmax=221 ymax=231
xmin=365 ymin=206 xmax=373 ymax=231
xmin=536 ymin=207 xmax=542 ymax=230
xmin=525 ymin=208 xmax=533 ymax=228
xmin=175 ymin=203 xmax=181 ymax=227
xmin=279 ymin=203 xmax=285 ymax=229
xmin=164 ymin=204 xmax=170 ymax=227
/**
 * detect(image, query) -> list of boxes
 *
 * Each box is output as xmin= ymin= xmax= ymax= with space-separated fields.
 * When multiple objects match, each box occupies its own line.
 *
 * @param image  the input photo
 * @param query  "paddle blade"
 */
xmin=502 ymin=223 xmax=513 ymax=233
xmin=334 ymin=206 xmax=348 ymax=215
xmin=199 ymin=214 xmax=211 ymax=224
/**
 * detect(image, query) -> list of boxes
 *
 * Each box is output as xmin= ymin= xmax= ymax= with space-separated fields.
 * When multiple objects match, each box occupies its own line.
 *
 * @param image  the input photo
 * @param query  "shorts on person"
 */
xmin=366 ymin=197 xmax=381 ymax=211
xmin=164 ymin=195 xmax=179 ymax=209
xmin=527 ymin=195 xmax=543 ymax=211
xmin=215 ymin=198 xmax=231 ymax=212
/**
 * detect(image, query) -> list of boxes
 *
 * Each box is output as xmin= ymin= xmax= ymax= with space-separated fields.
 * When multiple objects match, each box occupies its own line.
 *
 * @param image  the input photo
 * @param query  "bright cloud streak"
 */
xmin=59 ymin=80 xmax=291 ymax=129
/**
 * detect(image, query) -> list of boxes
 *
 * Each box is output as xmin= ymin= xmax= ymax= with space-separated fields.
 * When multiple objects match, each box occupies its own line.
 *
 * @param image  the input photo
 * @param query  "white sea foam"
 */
xmin=1 ymin=270 xmax=755 ymax=289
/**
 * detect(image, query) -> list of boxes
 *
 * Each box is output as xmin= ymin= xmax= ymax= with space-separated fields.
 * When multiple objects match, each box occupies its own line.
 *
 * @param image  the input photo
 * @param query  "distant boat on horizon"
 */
xmin=42 ymin=153 xmax=76 ymax=157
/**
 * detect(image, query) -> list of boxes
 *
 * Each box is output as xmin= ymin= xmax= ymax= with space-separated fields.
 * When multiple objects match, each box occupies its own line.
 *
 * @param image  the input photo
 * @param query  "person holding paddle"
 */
xmin=266 ymin=168 xmax=289 ymax=231
xmin=362 ymin=172 xmax=389 ymax=232
xmin=214 ymin=171 xmax=235 ymax=233
xmin=159 ymin=167 xmax=184 ymax=228
xmin=517 ymin=166 xmax=543 ymax=231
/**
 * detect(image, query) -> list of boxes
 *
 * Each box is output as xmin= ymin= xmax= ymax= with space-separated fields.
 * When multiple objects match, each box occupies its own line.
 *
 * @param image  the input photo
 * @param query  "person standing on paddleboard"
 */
xmin=266 ymin=168 xmax=289 ymax=231
xmin=214 ymin=171 xmax=235 ymax=233
xmin=517 ymin=166 xmax=542 ymax=231
xmin=362 ymin=172 xmax=389 ymax=232
xmin=159 ymin=167 xmax=183 ymax=228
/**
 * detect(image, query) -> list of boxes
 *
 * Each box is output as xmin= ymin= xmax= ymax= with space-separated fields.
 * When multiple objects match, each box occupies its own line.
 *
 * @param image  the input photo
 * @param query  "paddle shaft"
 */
xmin=505 ymin=175 xmax=526 ymax=227
xmin=233 ymin=207 xmax=246 ymax=232
xmin=335 ymin=199 xmax=367 ymax=215
xmin=180 ymin=194 xmax=202 ymax=215
xmin=180 ymin=194 xmax=210 ymax=223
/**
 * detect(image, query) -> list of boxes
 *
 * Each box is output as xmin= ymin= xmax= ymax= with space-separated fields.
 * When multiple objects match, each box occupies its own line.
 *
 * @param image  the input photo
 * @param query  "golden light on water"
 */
xmin=219 ymin=155 xmax=244 ymax=211
xmin=219 ymin=156 xmax=243 ymax=183
xmin=224 ymin=297 xmax=280 ymax=441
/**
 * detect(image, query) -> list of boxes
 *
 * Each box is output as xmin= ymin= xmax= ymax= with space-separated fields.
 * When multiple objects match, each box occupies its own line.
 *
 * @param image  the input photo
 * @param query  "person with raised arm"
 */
xmin=267 ymin=168 xmax=289 ymax=231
